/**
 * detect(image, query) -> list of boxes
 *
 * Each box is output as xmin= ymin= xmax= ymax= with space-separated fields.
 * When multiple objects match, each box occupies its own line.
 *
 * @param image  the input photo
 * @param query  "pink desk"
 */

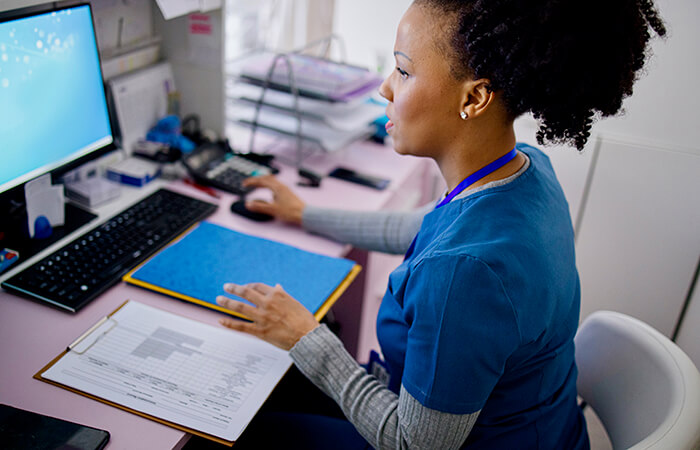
xmin=0 ymin=141 xmax=433 ymax=449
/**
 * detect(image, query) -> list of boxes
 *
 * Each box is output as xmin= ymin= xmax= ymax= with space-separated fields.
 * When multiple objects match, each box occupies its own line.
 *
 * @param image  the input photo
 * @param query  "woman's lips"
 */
xmin=385 ymin=120 xmax=394 ymax=132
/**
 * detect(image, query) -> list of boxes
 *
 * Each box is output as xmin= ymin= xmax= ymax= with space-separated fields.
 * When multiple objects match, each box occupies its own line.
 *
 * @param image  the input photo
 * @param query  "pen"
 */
xmin=184 ymin=178 xmax=221 ymax=199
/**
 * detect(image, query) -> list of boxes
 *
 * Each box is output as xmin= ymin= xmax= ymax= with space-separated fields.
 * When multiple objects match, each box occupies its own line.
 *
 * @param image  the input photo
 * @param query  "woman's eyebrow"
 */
xmin=393 ymin=51 xmax=413 ymax=62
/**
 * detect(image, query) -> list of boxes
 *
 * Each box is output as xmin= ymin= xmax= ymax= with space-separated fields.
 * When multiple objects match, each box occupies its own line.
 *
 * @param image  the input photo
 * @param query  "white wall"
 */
xmin=592 ymin=0 xmax=700 ymax=155
xmin=333 ymin=0 xmax=412 ymax=75
xmin=154 ymin=8 xmax=225 ymax=135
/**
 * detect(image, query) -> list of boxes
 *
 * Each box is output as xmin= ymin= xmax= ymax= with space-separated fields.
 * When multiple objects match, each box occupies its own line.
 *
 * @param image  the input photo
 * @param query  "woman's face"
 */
xmin=379 ymin=4 xmax=466 ymax=159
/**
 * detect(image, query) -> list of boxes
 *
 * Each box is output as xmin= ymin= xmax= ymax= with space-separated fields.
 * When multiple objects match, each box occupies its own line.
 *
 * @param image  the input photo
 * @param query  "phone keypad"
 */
xmin=206 ymin=155 xmax=272 ymax=179
xmin=204 ymin=155 xmax=273 ymax=195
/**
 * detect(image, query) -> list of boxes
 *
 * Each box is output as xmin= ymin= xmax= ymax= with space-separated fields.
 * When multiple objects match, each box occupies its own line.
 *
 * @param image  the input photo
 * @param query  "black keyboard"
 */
xmin=1 ymin=189 xmax=217 ymax=312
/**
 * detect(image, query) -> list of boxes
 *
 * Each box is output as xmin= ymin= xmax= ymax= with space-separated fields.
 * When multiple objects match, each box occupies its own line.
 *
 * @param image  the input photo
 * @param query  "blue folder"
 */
xmin=123 ymin=221 xmax=361 ymax=319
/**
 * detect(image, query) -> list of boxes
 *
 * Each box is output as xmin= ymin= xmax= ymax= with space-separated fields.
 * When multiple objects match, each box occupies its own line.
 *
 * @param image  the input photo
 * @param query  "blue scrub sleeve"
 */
xmin=401 ymin=254 xmax=522 ymax=414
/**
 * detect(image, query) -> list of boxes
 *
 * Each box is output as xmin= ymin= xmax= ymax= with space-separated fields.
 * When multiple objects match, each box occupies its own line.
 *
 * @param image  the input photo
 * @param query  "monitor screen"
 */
xmin=0 ymin=4 xmax=113 ymax=194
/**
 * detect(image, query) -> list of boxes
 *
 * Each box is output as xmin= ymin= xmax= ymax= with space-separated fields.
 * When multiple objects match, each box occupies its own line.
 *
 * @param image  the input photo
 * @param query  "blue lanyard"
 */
xmin=404 ymin=147 xmax=518 ymax=260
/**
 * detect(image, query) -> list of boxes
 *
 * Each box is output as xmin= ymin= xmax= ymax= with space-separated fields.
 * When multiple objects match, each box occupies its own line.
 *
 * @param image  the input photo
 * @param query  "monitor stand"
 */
xmin=0 ymin=201 xmax=96 ymax=275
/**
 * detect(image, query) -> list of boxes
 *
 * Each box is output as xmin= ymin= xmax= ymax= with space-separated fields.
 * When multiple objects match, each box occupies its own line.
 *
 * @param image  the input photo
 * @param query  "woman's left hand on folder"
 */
xmin=216 ymin=282 xmax=319 ymax=350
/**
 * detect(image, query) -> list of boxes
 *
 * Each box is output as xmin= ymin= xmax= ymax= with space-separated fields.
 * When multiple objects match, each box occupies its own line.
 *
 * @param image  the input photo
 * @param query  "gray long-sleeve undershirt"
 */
xmin=302 ymin=202 xmax=433 ymax=255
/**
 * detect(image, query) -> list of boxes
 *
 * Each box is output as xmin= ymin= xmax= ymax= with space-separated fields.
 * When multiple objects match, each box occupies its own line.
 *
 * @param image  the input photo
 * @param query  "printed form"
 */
xmin=42 ymin=301 xmax=292 ymax=442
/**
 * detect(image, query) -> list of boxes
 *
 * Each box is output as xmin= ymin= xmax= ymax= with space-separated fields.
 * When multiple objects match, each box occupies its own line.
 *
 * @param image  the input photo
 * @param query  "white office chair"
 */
xmin=574 ymin=310 xmax=700 ymax=449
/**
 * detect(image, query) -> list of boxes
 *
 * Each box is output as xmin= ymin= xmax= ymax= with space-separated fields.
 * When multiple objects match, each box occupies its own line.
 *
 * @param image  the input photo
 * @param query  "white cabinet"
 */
xmin=575 ymin=139 xmax=700 ymax=336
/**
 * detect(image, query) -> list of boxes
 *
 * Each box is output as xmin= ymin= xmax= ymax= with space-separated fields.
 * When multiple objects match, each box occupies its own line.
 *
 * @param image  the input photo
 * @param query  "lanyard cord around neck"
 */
xmin=404 ymin=146 xmax=518 ymax=260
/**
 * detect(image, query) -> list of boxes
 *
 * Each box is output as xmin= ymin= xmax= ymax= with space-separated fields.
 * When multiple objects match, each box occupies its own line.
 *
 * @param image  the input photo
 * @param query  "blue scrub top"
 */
xmin=377 ymin=144 xmax=589 ymax=449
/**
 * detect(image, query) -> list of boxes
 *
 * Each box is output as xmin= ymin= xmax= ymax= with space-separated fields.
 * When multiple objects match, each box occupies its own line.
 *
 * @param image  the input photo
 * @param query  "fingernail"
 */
xmin=216 ymin=296 xmax=225 ymax=304
xmin=224 ymin=283 xmax=235 ymax=292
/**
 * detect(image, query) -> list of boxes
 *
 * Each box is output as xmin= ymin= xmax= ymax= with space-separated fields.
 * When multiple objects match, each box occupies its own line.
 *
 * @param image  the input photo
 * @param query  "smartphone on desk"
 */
xmin=0 ymin=404 xmax=110 ymax=450
xmin=328 ymin=167 xmax=390 ymax=190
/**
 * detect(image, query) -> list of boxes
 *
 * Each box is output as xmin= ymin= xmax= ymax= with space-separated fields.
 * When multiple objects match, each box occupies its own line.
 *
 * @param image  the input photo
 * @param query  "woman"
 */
xmin=215 ymin=0 xmax=666 ymax=448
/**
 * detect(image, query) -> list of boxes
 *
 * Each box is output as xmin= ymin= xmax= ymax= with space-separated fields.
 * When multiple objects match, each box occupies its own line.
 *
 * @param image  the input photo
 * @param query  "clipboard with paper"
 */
xmin=35 ymin=300 xmax=294 ymax=446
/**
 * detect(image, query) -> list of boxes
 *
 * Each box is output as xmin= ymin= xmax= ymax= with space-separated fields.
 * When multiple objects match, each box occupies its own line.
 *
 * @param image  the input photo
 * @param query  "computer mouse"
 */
xmin=230 ymin=200 xmax=274 ymax=222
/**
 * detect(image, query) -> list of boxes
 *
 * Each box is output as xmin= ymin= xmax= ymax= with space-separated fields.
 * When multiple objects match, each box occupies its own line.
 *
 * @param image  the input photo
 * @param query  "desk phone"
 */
xmin=182 ymin=142 xmax=278 ymax=196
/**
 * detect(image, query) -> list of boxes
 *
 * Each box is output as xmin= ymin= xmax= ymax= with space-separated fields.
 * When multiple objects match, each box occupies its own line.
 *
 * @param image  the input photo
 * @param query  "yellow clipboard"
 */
xmin=34 ymin=300 xmax=236 ymax=447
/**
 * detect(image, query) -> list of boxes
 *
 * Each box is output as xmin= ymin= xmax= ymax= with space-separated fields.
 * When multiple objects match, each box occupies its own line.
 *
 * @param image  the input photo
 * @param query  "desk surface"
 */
xmin=0 ymin=140 xmax=431 ymax=449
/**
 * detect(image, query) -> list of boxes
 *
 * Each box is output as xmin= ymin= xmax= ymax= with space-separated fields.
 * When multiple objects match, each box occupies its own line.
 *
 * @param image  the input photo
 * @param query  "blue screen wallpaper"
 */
xmin=0 ymin=5 xmax=112 ymax=190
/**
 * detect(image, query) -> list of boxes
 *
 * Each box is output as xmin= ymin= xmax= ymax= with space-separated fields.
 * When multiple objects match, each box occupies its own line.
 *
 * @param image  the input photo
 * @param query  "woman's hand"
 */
xmin=242 ymin=175 xmax=305 ymax=225
xmin=216 ymin=282 xmax=319 ymax=351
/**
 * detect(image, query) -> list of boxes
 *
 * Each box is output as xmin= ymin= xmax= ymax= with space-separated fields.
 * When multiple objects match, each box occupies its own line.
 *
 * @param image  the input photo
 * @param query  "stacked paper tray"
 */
xmin=227 ymin=102 xmax=377 ymax=153
xmin=238 ymin=52 xmax=383 ymax=102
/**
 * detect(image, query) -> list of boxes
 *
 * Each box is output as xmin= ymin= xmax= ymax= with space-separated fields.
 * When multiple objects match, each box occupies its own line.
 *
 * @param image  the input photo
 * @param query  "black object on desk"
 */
xmin=298 ymin=168 xmax=323 ymax=188
xmin=328 ymin=167 xmax=390 ymax=190
xmin=1 ymin=189 xmax=217 ymax=313
xmin=231 ymin=199 xmax=274 ymax=222
xmin=0 ymin=404 xmax=110 ymax=450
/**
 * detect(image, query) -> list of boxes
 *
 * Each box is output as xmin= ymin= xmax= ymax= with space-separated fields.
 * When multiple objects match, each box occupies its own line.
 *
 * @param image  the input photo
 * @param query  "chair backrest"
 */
xmin=574 ymin=311 xmax=700 ymax=450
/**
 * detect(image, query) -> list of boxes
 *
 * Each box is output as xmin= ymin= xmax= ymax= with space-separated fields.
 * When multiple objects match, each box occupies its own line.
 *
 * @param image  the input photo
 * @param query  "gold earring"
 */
xmin=460 ymin=111 xmax=468 ymax=120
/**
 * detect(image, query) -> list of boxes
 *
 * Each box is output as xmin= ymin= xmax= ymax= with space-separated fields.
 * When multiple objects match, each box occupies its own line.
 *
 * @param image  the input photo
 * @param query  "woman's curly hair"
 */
xmin=415 ymin=0 xmax=666 ymax=149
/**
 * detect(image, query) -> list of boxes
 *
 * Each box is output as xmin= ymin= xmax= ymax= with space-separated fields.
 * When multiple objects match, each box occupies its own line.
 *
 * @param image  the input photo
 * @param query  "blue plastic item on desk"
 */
xmin=146 ymin=115 xmax=195 ymax=153
xmin=33 ymin=215 xmax=53 ymax=239
xmin=154 ymin=115 xmax=180 ymax=133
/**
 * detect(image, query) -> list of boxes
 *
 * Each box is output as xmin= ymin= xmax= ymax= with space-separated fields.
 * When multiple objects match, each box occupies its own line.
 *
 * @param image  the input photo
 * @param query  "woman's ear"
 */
xmin=460 ymin=78 xmax=495 ymax=119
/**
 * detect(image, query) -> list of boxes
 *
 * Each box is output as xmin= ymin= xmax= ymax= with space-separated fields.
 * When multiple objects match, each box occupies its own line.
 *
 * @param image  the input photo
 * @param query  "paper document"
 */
xmin=108 ymin=62 xmax=175 ymax=153
xmin=155 ymin=0 xmax=199 ymax=20
xmin=41 ymin=301 xmax=292 ymax=443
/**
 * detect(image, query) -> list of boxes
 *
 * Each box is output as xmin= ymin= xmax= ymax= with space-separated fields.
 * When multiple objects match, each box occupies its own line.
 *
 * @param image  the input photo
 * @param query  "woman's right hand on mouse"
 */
xmin=242 ymin=175 xmax=305 ymax=225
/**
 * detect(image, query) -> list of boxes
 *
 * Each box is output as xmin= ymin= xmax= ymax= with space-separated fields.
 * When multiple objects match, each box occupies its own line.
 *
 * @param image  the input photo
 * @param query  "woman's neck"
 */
xmin=438 ymin=123 xmax=521 ymax=193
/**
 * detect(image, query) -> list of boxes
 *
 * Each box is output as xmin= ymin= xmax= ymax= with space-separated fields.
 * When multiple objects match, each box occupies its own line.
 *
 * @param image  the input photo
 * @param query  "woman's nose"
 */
xmin=378 ymin=75 xmax=393 ymax=102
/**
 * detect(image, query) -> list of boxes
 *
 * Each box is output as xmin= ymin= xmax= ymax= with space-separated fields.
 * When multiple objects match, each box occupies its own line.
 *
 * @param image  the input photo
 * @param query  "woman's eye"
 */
xmin=395 ymin=67 xmax=409 ymax=78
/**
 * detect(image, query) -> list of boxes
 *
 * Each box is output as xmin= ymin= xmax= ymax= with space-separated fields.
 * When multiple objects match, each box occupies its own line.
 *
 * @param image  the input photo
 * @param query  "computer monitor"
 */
xmin=0 ymin=3 xmax=116 ymax=269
